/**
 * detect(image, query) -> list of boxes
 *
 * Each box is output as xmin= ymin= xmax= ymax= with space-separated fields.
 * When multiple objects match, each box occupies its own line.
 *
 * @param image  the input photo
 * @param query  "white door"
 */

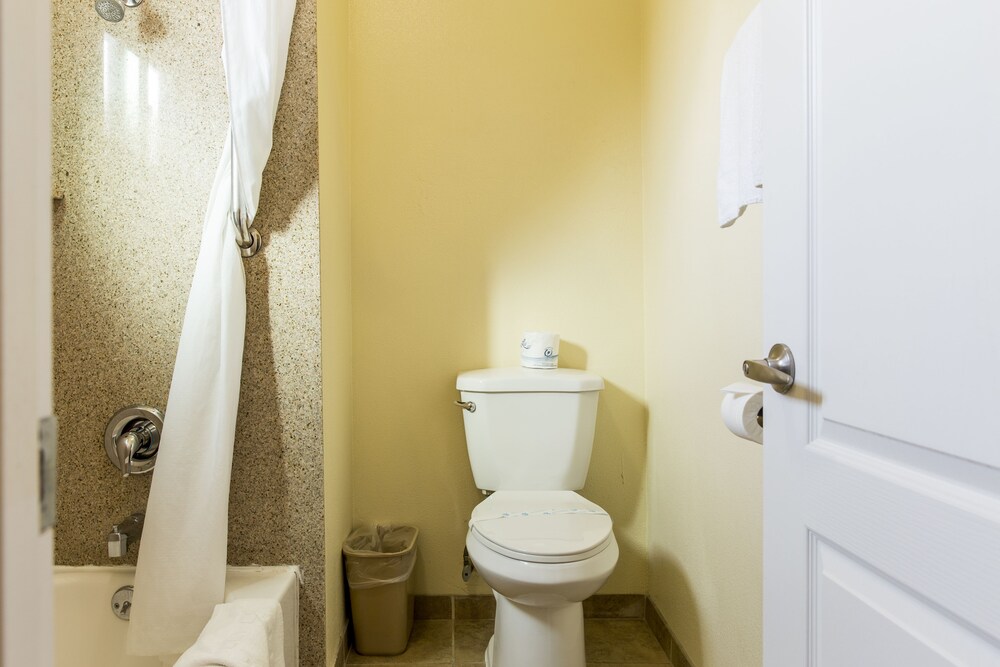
xmin=763 ymin=1 xmax=1000 ymax=665
xmin=0 ymin=0 xmax=55 ymax=664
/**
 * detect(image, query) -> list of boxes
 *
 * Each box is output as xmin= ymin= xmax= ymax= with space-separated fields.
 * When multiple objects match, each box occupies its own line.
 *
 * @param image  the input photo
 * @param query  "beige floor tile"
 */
xmin=346 ymin=615 xmax=672 ymax=666
xmin=582 ymin=594 xmax=646 ymax=619
xmin=454 ymin=619 xmax=494 ymax=663
xmin=584 ymin=619 xmax=670 ymax=664
xmin=347 ymin=620 xmax=453 ymax=664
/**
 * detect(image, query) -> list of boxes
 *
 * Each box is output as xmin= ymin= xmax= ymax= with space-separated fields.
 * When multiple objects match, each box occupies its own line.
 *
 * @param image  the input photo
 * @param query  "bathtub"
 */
xmin=54 ymin=566 xmax=299 ymax=667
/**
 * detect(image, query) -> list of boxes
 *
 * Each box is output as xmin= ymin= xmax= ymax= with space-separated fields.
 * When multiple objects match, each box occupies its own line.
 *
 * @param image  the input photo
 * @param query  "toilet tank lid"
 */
xmin=456 ymin=368 xmax=604 ymax=393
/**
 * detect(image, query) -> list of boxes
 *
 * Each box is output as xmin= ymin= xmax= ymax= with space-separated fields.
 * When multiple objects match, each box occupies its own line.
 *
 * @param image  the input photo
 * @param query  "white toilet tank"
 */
xmin=456 ymin=368 xmax=604 ymax=491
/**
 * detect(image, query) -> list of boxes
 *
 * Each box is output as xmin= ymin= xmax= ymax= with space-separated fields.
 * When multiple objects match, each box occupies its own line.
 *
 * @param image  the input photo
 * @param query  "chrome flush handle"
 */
xmin=454 ymin=400 xmax=476 ymax=413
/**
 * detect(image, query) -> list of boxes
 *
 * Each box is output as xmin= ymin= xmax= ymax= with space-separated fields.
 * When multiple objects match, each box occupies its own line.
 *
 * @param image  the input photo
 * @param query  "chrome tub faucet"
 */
xmin=107 ymin=512 xmax=145 ymax=558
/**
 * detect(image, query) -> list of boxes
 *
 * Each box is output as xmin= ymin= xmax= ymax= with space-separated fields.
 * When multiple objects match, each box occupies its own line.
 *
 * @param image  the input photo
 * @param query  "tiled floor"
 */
xmin=346 ymin=617 xmax=672 ymax=666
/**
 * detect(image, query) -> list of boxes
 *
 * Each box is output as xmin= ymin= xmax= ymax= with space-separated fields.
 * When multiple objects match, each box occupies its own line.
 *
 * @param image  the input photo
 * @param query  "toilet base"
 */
xmin=485 ymin=591 xmax=585 ymax=667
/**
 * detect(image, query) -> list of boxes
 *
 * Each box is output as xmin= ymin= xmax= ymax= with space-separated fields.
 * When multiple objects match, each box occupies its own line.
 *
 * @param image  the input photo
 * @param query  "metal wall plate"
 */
xmin=104 ymin=406 xmax=163 ymax=476
xmin=111 ymin=585 xmax=134 ymax=620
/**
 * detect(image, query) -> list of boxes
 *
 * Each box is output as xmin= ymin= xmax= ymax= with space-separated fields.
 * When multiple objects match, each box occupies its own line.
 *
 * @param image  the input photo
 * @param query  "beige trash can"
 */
xmin=343 ymin=525 xmax=419 ymax=656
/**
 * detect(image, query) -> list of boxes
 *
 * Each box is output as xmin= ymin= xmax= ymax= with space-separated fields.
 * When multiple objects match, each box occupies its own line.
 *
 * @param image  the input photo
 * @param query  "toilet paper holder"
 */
xmin=720 ymin=383 xmax=765 ymax=444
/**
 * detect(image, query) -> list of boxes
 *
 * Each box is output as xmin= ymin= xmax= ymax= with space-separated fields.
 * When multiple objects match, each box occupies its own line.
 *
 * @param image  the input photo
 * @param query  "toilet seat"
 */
xmin=469 ymin=490 xmax=613 ymax=564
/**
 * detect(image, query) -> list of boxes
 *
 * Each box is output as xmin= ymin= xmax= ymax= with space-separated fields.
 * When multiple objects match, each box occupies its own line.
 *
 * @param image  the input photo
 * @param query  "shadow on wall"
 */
xmin=228 ymin=0 xmax=320 ymax=557
xmin=648 ymin=549 xmax=703 ymax=666
xmin=227 ymin=0 xmax=324 ymax=663
xmin=584 ymin=377 xmax=648 ymax=593
xmin=559 ymin=340 xmax=588 ymax=369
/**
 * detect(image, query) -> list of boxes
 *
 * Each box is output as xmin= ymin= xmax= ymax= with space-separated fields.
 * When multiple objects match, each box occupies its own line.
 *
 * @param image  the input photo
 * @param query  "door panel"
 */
xmin=0 ymin=0 xmax=55 ymax=662
xmin=814 ymin=540 xmax=997 ymax=667
xmin=806 ymin=436 xmax=1000 ymax=640
xmin=817 ymin=0 xmax=1000 ymax=465
xmin=764 ymin=0 xmax=1000 ymax=663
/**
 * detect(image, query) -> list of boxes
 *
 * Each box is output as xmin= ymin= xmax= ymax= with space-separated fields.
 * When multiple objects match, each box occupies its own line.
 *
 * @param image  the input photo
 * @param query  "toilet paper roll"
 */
xmin=520 ymin=331 xmax=559 ymax=369
xmin=720 ymin=382 xmax=763 ymax=444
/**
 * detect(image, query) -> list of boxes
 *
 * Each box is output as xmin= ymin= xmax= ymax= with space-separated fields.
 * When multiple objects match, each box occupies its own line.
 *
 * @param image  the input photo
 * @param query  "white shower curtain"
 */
xmin=127 ymin=0 xmax=296 ymax=657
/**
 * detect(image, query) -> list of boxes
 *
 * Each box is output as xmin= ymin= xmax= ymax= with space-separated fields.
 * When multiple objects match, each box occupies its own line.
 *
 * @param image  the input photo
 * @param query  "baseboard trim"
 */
xmin=644 ymin=597 xmax=694 ymax=667
xmin=413 ymin=593 xmax=646 ymax=620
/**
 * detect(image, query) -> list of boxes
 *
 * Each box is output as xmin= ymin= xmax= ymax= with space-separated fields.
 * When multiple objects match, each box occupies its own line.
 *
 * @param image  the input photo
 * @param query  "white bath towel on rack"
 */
xmin=718 ymin=4 xmax=763 ymax=228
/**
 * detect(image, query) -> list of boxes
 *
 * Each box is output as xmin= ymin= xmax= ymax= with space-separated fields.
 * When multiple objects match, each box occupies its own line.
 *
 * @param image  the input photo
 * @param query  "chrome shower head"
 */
xmin=95 ymin=0 xmax=125 ymax=22
xmin=95 ymin=0 xmax=143 ymax=23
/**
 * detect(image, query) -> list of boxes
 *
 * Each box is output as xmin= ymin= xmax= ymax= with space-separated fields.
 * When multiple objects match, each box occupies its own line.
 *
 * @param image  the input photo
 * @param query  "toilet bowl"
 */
xmin=465 ymin=490 xmax=619 ymax=667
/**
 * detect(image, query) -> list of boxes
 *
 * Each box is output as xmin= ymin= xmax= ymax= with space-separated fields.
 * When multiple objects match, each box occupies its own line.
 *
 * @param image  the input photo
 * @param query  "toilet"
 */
xmin=456 ymin=367 xmax=618 ymax=667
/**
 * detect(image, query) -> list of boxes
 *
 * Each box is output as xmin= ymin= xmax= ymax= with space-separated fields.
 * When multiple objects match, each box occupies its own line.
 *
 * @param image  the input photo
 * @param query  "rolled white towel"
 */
xmin=173 ymin=599 xmax=285 ymax=667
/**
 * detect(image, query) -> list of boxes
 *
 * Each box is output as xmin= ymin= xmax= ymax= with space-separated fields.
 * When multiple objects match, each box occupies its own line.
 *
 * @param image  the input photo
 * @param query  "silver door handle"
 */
xmin=454 ymin=400 xmax=476 ymax=413
xmin=743 ymin=343 xmax=795 ymax=394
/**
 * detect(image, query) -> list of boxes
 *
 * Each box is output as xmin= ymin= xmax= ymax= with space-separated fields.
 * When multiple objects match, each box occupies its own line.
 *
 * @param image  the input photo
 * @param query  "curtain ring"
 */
xmin=231 ymin=209 xmax=261 ymax=257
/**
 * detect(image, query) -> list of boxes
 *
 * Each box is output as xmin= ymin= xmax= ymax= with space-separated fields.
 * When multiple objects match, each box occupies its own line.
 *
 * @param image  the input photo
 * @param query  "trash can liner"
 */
xmin=343 ymin=524 xmax=418 ymax=656
xmin=343 ymin=525 xmax=418 ymax=590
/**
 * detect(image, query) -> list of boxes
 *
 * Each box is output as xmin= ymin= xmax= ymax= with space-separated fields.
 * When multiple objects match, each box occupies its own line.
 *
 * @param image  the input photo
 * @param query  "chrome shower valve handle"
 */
xmin=104 ymin=406 xmax=163 ymax=477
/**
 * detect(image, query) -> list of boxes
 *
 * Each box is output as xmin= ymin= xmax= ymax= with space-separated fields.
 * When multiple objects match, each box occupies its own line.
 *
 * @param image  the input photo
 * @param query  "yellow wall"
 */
xmin=349 ymin=0 xmax=648 ymax=595
xmin=322 ymin=3 xmax=766 ymax=663
xmin=318 ymin=0 xmax=354 ymax=662
xmin=640 ymin=1 xmax=763 ymax=666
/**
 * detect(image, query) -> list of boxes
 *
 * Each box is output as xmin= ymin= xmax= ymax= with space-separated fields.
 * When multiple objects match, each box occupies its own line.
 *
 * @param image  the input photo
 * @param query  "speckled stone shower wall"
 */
xmin=51 ymin=1 xmax=325 ymax=665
